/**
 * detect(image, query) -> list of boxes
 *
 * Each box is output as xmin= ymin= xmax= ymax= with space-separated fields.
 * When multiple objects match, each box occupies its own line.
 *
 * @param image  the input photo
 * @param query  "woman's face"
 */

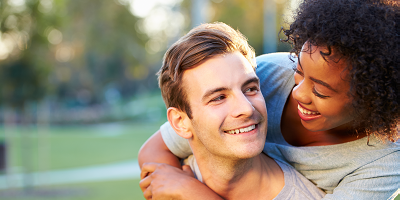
xmin=292 ymin=43 xmax=355 ymax=132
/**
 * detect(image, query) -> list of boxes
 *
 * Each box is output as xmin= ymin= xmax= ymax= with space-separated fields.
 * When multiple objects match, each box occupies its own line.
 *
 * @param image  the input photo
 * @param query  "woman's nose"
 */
xmin=292 ymin=79 xmax=312 ymax=105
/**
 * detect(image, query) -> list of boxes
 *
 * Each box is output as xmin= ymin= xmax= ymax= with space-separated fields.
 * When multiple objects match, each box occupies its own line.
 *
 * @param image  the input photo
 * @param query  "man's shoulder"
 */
xmin=273 ymin=159 xmax=326 ymax=199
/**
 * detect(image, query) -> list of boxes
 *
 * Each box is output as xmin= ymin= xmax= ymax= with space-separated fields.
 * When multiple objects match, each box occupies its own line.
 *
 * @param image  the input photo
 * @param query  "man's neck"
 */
xmin=195 ymin=152 xmax=284 ymax=200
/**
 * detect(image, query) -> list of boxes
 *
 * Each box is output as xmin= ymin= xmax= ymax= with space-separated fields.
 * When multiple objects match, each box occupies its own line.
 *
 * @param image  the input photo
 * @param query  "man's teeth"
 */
xmin=298 ymin=105 xmax=320 ymax=115
xmin=227 ymin=125 xmax=256 ymax=134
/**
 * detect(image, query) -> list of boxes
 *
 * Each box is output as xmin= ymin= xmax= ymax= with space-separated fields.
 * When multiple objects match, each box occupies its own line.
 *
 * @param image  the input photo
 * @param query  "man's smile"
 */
xmin=225 ymin=124 xmax=257 ymax=134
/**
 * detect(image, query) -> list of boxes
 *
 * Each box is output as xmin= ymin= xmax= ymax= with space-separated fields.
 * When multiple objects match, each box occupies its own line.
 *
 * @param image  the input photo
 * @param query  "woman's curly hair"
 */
xmin=283 ymin=0 xmax=399 ymax=142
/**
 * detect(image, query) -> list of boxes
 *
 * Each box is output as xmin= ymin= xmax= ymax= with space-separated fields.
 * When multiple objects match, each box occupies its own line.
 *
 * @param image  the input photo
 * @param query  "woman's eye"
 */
xmin=312 ymin=87 xmax=329 ymax=99
xmin=293 ymin=67 xmax=304 ymax=76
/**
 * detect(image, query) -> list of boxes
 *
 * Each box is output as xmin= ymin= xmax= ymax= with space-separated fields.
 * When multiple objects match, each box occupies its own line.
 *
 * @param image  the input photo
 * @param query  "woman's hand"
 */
xmin=140 ymin=163 xmax=222 ymax=200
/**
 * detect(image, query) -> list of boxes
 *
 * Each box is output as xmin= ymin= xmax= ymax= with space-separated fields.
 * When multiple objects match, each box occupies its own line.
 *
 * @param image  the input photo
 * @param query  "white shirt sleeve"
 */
xmin=160 ymin=121 xmax=193 ymax=159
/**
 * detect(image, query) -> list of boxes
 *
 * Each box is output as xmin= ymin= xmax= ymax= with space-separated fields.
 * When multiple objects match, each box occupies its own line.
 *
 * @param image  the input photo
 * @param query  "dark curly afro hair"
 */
xmin=283 ymin=0 xmax=399 ymax=142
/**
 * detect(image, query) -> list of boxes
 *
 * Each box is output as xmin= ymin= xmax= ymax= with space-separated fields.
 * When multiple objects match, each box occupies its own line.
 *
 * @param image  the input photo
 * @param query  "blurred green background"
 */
xmin=0 ymin=0 xmax=297 ymax=199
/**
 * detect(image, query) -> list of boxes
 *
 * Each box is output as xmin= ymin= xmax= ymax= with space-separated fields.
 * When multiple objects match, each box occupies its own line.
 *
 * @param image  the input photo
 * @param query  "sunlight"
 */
xmin=8 ymin=0 xmax=25 ymax=7
xmin=128 ymin=0 xmax=182 ymax=18
xmin=121 ymin=0 xmax=185 ymax=53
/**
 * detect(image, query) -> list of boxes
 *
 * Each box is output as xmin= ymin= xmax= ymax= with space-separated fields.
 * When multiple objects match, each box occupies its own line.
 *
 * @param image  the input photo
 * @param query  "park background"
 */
xmin=0 ymin=0 xmax=299 ymax=199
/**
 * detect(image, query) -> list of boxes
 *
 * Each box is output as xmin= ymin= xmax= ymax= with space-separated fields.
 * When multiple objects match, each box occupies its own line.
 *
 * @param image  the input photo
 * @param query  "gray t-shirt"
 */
xmin=160 ymin=53 xmax=400 ymax=200
xmin=181 ymin=154 xmax=326 ymax=200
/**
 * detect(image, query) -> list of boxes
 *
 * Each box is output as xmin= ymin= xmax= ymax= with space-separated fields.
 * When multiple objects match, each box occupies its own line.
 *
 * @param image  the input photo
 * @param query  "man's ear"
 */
xmin=167 ymin=107 xmax=193 ymax=139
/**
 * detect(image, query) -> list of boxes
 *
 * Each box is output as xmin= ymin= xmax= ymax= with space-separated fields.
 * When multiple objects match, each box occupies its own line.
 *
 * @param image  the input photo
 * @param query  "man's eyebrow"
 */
xmin=202 ymin=87 xmax=229 ymax=102
xmin=309 ymin=76 xmax=338 ymax=93
xmin=242 ymin=77 xmax=260 ymax=87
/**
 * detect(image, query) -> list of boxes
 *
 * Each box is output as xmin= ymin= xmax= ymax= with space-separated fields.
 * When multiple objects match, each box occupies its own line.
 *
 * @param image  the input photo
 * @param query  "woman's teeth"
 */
xmin=226 ymin=124 xmax=256 ymax=134
xmin=298 ymin=105 xmax=320 ymax=115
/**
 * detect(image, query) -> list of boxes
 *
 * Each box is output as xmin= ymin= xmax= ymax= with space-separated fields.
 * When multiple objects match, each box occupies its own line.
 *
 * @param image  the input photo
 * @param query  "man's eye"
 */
xmin=245 ymin=87 xmax=259 ymax=94
xmin=210 ymin=95 xmax=225 ymax=102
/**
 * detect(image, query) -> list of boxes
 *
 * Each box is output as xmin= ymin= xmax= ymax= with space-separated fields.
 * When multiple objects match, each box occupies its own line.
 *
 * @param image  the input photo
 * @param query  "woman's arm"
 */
xmin=138 ymin=123 xmax=221 ymax=200
xmin=138 ymin=130 xmax=181 ymax=169
xmin=138 ymin=130 xmax=223 ymax=200
xmin=140 ymin=163 xmax=223 ymax=200
xmin=322 ymin=152 xmax=400 ymax=200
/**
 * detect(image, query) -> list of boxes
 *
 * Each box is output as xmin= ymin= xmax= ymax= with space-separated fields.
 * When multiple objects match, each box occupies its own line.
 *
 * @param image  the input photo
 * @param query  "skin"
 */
xmin=139 ymin=44 xmax=365 ymax=198
xmin=140 ymin=52 xmax=284 ymax=200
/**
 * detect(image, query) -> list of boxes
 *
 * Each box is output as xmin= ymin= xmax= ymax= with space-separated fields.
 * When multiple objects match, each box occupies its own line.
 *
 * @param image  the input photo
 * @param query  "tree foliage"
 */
xmin=0 ymin=0 xmax=153 ymax=109
xmin=0 ymin=0 xmax=292 ymax=110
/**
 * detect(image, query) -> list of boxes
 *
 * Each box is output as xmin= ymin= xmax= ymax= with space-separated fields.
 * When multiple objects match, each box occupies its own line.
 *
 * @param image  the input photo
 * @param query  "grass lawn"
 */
xmin=0 ymin=178 xmax=145 ymax=200
xmin=0 ymin=119 xmax=165 ymax=199
xmin=1 ymin=121 xmax=164 ymax=170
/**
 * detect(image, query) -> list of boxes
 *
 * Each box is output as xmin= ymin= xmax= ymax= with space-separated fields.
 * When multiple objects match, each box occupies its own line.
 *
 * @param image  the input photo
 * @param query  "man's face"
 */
xmin=182 ymin=51 xmax=267 ymax=160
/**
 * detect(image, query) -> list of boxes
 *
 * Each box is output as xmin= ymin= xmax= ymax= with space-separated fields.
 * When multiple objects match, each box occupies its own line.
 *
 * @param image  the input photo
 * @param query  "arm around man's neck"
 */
xmin=140 ymin=162 xmax=223 ymax=200
xmin=138 ymin=130 xmax=181 ymax=169
xmin=138 ymin=130 xmax=223 ymax=199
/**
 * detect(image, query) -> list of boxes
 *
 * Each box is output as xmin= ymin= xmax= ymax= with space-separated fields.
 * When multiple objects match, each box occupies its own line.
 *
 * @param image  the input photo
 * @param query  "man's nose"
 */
xmin=231 ymin=93 xmax=254 ymax=118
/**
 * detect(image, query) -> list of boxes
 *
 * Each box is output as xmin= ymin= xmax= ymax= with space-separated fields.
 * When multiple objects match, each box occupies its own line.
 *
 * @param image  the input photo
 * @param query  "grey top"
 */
xmin=160 ymin=53 xmax=400 ymax=200
xmin=182 ymin=154 xmax=326 ymax=200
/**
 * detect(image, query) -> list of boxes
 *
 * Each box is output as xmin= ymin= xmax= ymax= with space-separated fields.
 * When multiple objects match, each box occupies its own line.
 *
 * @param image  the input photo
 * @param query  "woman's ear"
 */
xmin=167 ymin=107 xmax=193 ymax=139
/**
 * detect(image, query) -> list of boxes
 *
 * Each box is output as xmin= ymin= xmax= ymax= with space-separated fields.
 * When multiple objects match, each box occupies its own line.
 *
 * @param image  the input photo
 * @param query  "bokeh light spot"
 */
xmin=48 ymin=28 xmax=63 ymax=45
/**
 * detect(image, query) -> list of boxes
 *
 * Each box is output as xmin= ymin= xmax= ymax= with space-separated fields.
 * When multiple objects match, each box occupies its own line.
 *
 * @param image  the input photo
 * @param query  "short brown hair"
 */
xmin=158 ymin=22 xmax=255 ymax=119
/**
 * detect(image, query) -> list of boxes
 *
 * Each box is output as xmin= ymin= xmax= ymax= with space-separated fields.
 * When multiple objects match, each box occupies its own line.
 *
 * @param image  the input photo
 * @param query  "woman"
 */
xmin=138 ymin=0 xmax=399 ymax=199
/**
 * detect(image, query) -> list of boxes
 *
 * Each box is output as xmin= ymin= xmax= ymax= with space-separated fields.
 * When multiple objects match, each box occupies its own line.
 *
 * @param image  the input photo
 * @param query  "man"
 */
xmin=139 ymin=22 xmax=325 ymax=200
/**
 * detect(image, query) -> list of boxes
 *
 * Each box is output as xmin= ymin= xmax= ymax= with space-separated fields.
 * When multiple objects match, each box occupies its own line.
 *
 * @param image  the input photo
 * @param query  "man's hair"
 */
xmin=283 ymin=0 xmax=399 ymax=141
xmin=158 ymin=22 xmax=255 ymax=119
